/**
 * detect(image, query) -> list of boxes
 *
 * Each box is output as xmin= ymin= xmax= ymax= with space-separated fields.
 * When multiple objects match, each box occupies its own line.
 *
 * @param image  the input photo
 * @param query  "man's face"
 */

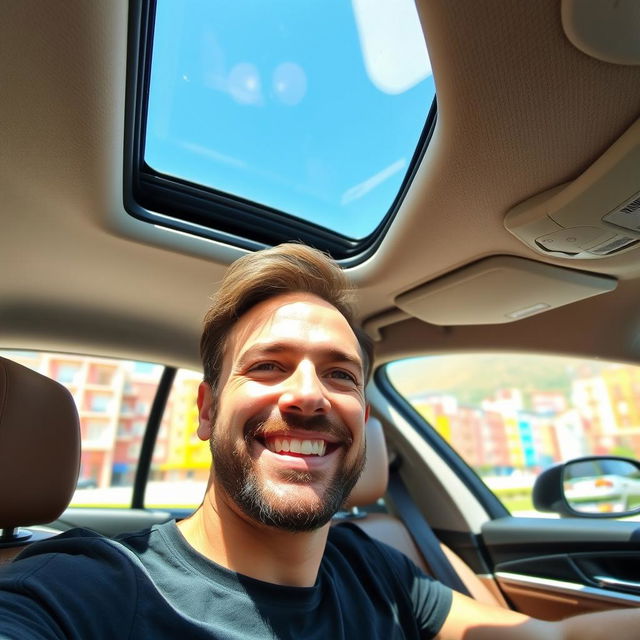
xmin=197 ymin=292 xmax=369 ymax=531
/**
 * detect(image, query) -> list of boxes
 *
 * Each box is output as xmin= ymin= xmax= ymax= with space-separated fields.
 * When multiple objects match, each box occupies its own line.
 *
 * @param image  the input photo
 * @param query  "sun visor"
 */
xmin=395 ymin=256 xmax=617 ymax=326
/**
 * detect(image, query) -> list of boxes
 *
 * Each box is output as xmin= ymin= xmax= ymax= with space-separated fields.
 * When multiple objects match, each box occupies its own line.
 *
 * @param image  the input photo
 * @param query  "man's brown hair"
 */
xmin=200 ymin=242 xmax=373 ymax=391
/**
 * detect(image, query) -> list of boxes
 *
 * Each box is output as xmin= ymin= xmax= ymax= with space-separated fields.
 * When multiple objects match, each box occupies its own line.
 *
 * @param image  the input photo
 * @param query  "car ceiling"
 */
xmin=2 ymin=0 xmax=640 ymax=371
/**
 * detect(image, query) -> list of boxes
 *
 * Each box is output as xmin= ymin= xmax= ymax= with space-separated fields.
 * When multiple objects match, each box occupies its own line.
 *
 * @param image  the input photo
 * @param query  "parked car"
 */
xmin=75 ymin=478 xmax=98 ymax=490
xmin=2 ymin=0 xmax=640 ymax=627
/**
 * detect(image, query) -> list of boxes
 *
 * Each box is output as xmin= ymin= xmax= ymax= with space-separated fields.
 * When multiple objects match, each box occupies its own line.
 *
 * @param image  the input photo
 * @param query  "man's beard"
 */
xmin=210 ymin=412 xmax=366 ymax=532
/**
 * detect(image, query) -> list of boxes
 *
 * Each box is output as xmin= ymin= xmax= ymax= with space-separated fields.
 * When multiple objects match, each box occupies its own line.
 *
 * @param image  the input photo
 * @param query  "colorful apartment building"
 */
xmin=481 ymin=410 xmax=511 ymax=469
xmin=412 ymin=394 xmax=456 ymax=443
xmin=160 ymin=371 xmax=211 ymax=481
xmin=113 ymin=373 xmax=170 ymax=485
xmin=530 ymin=391 xmax=567 ymax=416
xmin=482 ymin=390 xmax=524 ymax=469
xmin=413 ymin=389 xmax=569 ymax=472
xmin=451 ymin=406 xmax=485 ymax=468
xmin=553 ymin=409 xmax=591 ymax=460
xmin=571 ymin=376 xmax=618 ymax=450
xmin=571 ymin=366 xmax=640 ymax=456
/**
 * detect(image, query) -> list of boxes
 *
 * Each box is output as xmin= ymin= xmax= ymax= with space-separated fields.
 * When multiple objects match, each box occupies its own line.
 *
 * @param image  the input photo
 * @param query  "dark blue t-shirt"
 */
xmin=0 ymin=521 xmax=452 ymax=639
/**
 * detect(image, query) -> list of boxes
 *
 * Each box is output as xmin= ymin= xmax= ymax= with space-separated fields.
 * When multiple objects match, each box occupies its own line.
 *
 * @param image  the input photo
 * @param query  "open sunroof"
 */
xmin=126 ymin=0 xmax=436 ymax=261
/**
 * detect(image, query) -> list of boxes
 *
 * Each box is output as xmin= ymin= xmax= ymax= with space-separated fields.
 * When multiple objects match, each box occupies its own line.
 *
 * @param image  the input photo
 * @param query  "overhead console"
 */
xmin=505 ymin=118 xmax=640 ymax=260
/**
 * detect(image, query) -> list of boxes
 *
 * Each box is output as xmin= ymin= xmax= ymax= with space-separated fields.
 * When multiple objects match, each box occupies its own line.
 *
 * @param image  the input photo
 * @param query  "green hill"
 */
xmin=386 ymin=354 xmax=607 ymax=410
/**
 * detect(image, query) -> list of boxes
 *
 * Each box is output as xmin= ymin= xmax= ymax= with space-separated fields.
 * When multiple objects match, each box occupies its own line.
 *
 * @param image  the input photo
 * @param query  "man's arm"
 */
xmin=436 ymin=590 xmax=639 ymax=640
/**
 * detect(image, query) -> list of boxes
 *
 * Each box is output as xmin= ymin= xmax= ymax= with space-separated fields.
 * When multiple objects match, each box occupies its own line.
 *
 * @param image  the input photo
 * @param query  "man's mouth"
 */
xmin=260 ymin=436 xmax=339 ymax=457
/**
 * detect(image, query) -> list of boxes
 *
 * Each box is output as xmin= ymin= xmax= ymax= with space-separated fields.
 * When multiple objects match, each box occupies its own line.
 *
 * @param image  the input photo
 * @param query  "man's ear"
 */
xmin=197 ymin=381 xmax=214 ymax=441
xmin=364 ymin=403 xmax=370 ymax=424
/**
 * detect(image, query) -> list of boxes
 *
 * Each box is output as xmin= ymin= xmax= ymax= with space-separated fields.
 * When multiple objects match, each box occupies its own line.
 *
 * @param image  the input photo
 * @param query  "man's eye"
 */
xmin=250 ymin=362 xmax=279 ymax=372
xmin=328 ymin=370 xmax=357 ymax=384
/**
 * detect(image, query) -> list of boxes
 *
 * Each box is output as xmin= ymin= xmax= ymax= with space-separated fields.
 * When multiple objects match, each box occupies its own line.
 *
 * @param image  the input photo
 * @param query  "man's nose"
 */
xmin=278 ymin=361 xmax=330 ymax=415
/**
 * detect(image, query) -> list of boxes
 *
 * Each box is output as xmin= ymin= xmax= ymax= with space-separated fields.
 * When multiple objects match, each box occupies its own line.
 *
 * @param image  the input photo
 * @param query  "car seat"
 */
xmin=0 ymin=356 xmax=81 ymax=564
xmin=341 ymin=416 xmax=506 ymax=607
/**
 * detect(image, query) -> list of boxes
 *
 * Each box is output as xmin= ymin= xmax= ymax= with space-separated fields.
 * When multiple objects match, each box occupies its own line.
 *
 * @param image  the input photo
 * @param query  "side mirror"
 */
xmin=533 ymin=456 xmax=640 ymax=518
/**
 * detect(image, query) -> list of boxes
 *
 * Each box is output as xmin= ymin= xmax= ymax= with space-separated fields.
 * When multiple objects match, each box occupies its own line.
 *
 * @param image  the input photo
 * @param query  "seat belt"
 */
xmin=387 ymin=469 xmax=472 ymax=596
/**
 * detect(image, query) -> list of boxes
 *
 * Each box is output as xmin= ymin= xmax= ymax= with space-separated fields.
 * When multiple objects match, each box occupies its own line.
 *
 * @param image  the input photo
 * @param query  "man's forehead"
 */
xmin=229 ymin=293 xmax=361 ymax=358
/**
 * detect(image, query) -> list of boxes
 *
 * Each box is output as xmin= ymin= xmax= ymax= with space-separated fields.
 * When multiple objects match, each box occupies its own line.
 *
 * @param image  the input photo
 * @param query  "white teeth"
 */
xmin=264 ymin=437 xmax=328 ymax=456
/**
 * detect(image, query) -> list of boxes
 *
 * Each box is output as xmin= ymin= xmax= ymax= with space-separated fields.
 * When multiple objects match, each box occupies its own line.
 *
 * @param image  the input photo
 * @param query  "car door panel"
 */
xmin=495 ymin=571 xmax=639 ymax=619
xmin=482 ymin=517 xmax=640 ymax=619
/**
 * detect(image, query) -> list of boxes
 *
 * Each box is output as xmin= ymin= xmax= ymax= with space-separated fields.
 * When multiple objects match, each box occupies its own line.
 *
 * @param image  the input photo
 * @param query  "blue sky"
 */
xmin=145 ymin=0 xmax=434 ymax=239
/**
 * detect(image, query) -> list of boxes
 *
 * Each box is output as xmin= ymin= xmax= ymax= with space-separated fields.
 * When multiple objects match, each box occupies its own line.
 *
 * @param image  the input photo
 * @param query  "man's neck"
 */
xmin=177 ymin=486 xmax=330 ymax=588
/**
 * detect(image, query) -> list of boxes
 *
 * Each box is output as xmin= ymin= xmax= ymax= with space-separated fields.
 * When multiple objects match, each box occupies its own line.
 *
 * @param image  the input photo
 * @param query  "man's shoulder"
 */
xmin=327 ymin=521 xmax=418 ymax=579
xmin=327 ymin=520 xmax=453 ymax=637
xmin=9 ymin=527 xmax=116 ymax=561
xmin=329 ymin=520 xmax=406 ymax=556
xmin=0 ymin=527 xmax=159 ymax=638
xmin=3 ymin=521 xmax=179 ymax=587
xmin=328 ymin=520 xmax=377 ymax=547
xmin=2 ymin=527 xmax=143 ymax=583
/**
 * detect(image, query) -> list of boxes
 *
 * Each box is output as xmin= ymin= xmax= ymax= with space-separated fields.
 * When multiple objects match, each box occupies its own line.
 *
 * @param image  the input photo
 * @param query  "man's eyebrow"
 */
xmin=323 ymin=348 xmax=363 ymax=371
xmin=237 ymin=343 xmax=289 ymax=365
xmin=237 ymin=342 xmax=363 ymax=370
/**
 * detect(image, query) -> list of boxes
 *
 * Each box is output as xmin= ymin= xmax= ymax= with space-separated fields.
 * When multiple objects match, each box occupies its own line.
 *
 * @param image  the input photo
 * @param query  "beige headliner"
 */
xmin=2 ymin=0 xmax=640 ymax=370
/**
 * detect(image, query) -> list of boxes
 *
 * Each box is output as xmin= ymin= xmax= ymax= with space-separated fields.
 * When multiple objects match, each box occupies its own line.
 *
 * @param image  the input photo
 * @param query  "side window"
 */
xmin=1 ymin=350 xmax=163 ymax=507
xmin=145 ymin=368 xmax=210 ymax=509
xmin=386 ymin=354 xmax=640 ymax=516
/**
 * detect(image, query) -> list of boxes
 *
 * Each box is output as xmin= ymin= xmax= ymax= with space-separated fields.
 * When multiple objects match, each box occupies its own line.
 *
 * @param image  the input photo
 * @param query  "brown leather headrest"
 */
xmin=344 ymin=416 xmax=389 ymax=508
xmin=0 ymin=356 xmax=81 ymax=529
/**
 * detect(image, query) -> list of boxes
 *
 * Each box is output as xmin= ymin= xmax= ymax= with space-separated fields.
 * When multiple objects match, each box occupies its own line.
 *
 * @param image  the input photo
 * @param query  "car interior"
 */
xmin=2 ymin=0 xmax=640 ymax=624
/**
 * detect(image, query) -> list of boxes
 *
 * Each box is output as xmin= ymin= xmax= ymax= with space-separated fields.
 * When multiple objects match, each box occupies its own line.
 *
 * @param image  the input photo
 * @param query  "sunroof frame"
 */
xmin=123 ymin=0 xmax=437 ymax=264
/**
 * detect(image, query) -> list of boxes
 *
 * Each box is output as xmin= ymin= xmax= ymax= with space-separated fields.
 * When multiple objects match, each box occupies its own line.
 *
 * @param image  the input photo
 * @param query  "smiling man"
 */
xmin=1 ymin=243 xmax=639 ymax=639
xmin=177 ymin=246 xmax=376 ymax=590
xmin=192 ymin=294 xmax=368 ymax=532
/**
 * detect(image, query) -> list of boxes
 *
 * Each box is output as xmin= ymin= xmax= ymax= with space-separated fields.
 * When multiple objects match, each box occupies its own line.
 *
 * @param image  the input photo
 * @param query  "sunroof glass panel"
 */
xmin=146 ymin=0 xmax=434 ymax=240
